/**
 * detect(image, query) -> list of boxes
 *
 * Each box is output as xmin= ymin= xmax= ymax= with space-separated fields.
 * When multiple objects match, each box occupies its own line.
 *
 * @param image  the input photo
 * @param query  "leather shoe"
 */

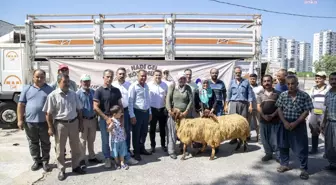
xmin=169 ymin=154 xmax=177 ymax=159
xmin=140 ymin=150 xmax=152 ymax=155
xmin=58 ymin=171 xmax=66 ymax=181
xmin=80 ymin=160 xmax=87 ymax=169
xmin=88 ymin=158 xmax=102 ymax=163
xmin=42 ymin=162 xmax=51 ymax=172
xmin=31 ymin=162 xmax=42 ymax=171
xmin=151 ymin=147 xmax=156 ymax=153
xmin=73 ymin=167 xmax=86 ymax=174
xmin=162 ymin=146 xmax=168 ymax=152
xmin=134 ymin=155 xmax=142 ymax=161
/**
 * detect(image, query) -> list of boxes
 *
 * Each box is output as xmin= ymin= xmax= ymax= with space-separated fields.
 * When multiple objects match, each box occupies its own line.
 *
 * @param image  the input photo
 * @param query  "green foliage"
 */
xmin=314 ymin=55 xmax=336 ymax=75
xmin=297 ymin=72 xmax=314 ymax=77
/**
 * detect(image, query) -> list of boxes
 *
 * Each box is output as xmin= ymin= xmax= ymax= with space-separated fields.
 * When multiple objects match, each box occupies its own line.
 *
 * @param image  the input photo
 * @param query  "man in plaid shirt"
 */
xmin=275 ymin=75 xmax=313 ymax=180
xmin=321 ymin=72 xmax=336 ymax=171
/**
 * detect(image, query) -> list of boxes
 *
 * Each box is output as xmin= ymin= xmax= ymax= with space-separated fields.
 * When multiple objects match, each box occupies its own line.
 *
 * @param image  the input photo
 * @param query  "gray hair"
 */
xmin=57 ymin=73 xmax=69 ymax=83
xmin=103 ymin=69 xmax=114 ymax=77
xmin=33 ymin=69 xmax=46 ymax=76
xmin=278 ymin=68 xmax=288 ymax=76
xmin=286 ymin=75 xmax=298 ymax=83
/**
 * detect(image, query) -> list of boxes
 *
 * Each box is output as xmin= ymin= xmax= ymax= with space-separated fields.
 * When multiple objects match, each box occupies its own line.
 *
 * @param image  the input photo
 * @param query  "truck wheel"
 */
xmin=0 ymin=102 xmax=18 ymax=128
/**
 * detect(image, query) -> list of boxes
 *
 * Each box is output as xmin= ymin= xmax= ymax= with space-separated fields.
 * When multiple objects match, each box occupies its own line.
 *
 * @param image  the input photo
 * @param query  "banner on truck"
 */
xmin=49 ymin=59 xmax=239 ymax=89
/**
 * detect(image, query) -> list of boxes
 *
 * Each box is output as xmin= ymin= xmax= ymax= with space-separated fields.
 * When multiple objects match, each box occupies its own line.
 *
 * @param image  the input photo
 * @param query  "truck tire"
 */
xmin=0 ymin=102 xmax=18 ymax=128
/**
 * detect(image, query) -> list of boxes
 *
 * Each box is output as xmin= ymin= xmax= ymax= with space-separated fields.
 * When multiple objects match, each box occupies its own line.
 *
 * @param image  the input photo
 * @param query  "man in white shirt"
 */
xmin=248 ymin=73 xmax=264 ymax=141
xmin=128 ymin=69 xmax=153 ymax=161
xmin=148 ymin=70 xmax=168 ymax=153
xmin=112 ymin=67 xmax=139 ymax=165
xmin=162 ymin=69 xmax=175 ymax=88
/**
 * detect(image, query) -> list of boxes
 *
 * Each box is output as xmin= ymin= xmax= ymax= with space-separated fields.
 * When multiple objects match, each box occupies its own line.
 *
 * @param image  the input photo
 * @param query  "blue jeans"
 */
xmin=132 ymin=109 xmax=149 ymax=156
xmin=216 ymin=101 xmax=224 ymax=116
xmin=98 ymin=117 xmax=111 ymax=159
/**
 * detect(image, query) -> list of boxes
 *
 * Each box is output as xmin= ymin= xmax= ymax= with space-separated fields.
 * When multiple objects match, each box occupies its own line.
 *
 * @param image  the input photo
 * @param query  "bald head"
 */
xmin=277 ymin=69 xmax=287 ymax=84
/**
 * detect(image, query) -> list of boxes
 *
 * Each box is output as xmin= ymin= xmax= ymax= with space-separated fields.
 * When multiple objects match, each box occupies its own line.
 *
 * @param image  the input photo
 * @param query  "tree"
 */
xmin=314 ymin=55 xmax=336 ymax=75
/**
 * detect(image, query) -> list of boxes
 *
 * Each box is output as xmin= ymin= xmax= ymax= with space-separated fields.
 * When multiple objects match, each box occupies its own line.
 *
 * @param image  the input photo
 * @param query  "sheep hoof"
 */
xmin=209 ymin=156 xmax=215 ymax=160
xmin=181 ymin=156 xmax=186 ymax=160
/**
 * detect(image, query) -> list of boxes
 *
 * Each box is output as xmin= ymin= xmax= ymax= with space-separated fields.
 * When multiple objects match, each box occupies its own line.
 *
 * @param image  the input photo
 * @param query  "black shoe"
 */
xmin=80 ymin=160 xmax=87 ymax=169
xmin=151 ymin=147 xmax=156 ymax=153
xmin=58 ymin=171 xmax=66 ymax=181
xmin=88 ymin=158 xmax=102 ymax=163
xmin=324 ymin=165 xmax=336 ymax=171
xmin=42 ymin=162 xmax=51 ymax=172
xmin=134 ymin=155 xmax=142 ymax=161
xmin=162 ymin=146 xmax=168 ymax=152
xmin=229 ymin=139 xmax=238 ymax=145
xmin=73 ymin=167 xmax=86 ymax=174
xmin=169 ymin=154 xmax=177 ymax=159
xmin=309 ymin=149 xmax=318 ymax=155
xmin=31 ymin=162 xmax=42 ymax=171
xmin=261 ymin=154 xmax=273 ymax=162
xmin=140 ymin=150 xmax=152 ymax=155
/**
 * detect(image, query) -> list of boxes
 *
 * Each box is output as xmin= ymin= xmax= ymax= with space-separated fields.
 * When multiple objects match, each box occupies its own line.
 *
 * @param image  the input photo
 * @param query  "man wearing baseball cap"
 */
xmin=307 ymin=71 xmax=329 ymax=154
xmin=50 ymin=64 xmax=78 ymax=92
xmin=76 ymin=74 xmax=102 ymax=167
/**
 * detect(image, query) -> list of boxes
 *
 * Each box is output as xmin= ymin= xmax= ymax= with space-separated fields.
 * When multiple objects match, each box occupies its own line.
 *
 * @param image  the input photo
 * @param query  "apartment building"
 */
xmin=313 ymin=30 xmax=336 ymax=71
xmin=287 ymin=39 xmax=300 ymax=71
xmin=266 ymin=36 xmax=287 ymax=69
xmin=299 ymin=42 xmax=312 ymax=72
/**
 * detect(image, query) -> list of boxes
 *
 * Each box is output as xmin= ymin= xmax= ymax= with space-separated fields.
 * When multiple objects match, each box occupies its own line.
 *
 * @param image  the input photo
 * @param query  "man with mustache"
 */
xmin=43 ymin=74 xmax=85 ymax=181
xmin=321 ymin=72 xmax=336 ymax=171
xmin=275 ymin=75 xmax=313 ymax=180
xmin=307 ymin=71 xmax=329 ymax=154
xmin=257 ymin=75 xmax=280 ymax=162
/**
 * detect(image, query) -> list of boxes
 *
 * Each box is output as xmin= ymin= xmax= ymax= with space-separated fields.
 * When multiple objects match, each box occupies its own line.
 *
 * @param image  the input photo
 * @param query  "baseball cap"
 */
xmin=316 ymin=71 xmax=327 ymax=77
xmin=288 ymin=68 xmax=296 ymax=74
xmin=58 ymin=64 xmax=69 ymax=70
xmin=80 ymin=74 xmax=91 ymax=81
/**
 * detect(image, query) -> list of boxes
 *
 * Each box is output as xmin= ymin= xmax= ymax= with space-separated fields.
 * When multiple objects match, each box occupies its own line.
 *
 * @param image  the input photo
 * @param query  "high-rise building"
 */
xmin=299 ymin=42 xmax=312 ymax=72
xmin=313 ymin=30 xmax=336 ymax=71
xmin=266 ymin=36 xmax=287 ymax=68
xmin=287 ymin=39 xmax=300 ymax=71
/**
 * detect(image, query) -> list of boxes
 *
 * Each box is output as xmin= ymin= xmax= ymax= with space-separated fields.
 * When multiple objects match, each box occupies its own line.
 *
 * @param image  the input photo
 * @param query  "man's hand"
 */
xmin=17 ymin=121 xmax=24 ymax=130
xmin=284 ymin=121 xmax=291 ymax=130
xmin=149 ymin=114 xmax=152 ymax=122
xmin=289 ymin=121 xmax=300 ymax=130
xmin=48 ymin=127 xmax=54 ymax=137
xmin=248 ymin=105 xmax=253 ymax=114
xmin=105 ymin=117 xmax=112 ymax=125
xmin=181 ymin=111 xmax=188 ymax=118
xmin=224 ymin=106 xmax=228 ymax=113
xmin=131 ymin=117 xmax=136 ymax=125
xmin=169 ymin=110 xmax=175 ymax=117
xmin=263 ymin=115 xmax=272 ymax=122
xmin=79 ymin=123 xmax=84 ymax=132
xmin=210 ymin=109 xmax=214 ymax=115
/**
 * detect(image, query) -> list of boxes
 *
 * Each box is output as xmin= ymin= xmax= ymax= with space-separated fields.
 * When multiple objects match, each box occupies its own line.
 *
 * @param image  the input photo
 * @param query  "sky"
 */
xmin=1 ymin=0 xmax=336 ymax=54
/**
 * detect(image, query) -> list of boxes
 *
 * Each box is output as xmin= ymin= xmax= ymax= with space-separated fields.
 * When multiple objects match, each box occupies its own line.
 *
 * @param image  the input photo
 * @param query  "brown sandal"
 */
xmin=277 ymin=166 xmax=290 ymax=173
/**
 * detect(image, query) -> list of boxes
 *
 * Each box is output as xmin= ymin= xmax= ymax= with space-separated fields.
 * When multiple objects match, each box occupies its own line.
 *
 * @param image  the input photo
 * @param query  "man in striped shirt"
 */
xmin=307 ymin=71 xmax=329 ymax=154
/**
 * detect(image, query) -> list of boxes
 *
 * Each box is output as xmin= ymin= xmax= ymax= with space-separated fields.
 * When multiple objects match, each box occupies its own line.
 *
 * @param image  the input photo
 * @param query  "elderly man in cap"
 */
xmin=162 ymin=69 xmax=175 ymax=88
xmin=308 ymin=71 xmax=329 ymax=154
xmin=77 ymin=74 xmax=101 ymax=167
xmin=51 ymin=64 xmax=78 ymax=91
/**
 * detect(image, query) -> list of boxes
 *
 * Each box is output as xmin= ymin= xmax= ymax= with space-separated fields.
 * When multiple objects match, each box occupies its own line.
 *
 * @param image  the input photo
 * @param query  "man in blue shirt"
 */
xmin=225 ymin=66 xmax=253 ymax=144
xmin=275 ymin=69 xmax=288 ymax=93
xmin=128 ymin=69 xmax=153 ymax=161
xmin=208 ymin=68 xmax=226 ymax=116
xmin=17 ymin=69 xmax=53 ymax=172
xmin=77 ymin=74 xmax=102 ymax=167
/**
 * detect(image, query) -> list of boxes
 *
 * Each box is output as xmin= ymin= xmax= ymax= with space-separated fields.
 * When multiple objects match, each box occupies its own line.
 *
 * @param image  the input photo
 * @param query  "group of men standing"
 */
xmin=17 ymin=63 xmax=336 ymax=182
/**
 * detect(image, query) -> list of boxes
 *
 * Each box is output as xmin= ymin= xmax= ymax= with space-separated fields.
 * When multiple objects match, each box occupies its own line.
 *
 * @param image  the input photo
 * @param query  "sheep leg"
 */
xmin=235 ymin=139 xmax=242 ymax=151
xmin=243 ymin=140 xmax=248 ymax=152
xmin=181 ymin=144 xmax=187 ymax=160
xmin=210 ymin=147 xmax=215 ymax=160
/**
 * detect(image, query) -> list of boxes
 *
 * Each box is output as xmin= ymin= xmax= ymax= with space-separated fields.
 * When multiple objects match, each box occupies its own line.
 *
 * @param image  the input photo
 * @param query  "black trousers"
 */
xmin=149 ymin=107 xmax=168 ymax=148
xmin=24 ymin=122 xmax=51 ymax=163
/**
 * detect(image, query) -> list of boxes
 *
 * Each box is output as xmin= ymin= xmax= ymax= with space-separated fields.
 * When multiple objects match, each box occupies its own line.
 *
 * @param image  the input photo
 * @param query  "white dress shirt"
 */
xmin=112 ymin=80 xmax=131 ymax=108
xmin=162 ymin=79 xmax=174 ymax=88
xmin=128 ymin=81 xmax=152 ymax=118
xmin=148 ymin=81 xmax=168 ymax=109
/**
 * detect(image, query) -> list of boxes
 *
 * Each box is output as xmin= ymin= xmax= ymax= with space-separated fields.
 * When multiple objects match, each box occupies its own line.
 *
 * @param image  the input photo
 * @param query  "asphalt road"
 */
xmin=29 ymin=127 xmax=336 ymax=185
xmin=1 ymin=122 xmax=335 ymax=185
